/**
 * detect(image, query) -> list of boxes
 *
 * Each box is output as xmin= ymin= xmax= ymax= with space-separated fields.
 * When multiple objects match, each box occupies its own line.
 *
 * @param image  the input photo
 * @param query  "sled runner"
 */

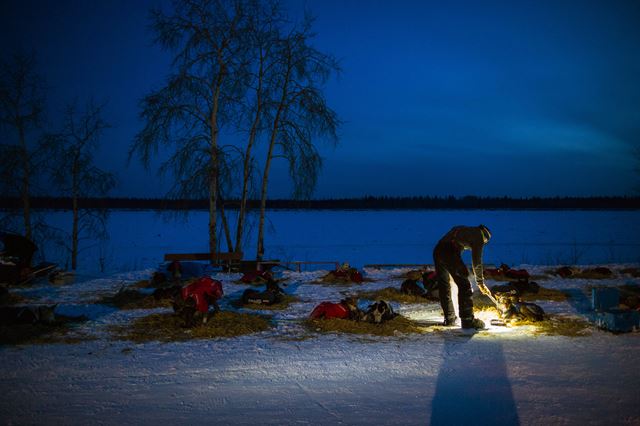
xmin=0 ymin=261 xmax=57 ymax=286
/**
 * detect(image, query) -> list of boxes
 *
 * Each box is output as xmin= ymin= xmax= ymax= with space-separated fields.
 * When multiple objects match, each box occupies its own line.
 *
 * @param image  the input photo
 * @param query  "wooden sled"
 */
xmin=0 ymin=262 xmax=58 ymax=286
xmin=21 ymin=262 xmax=58 ymax=285
xmin=164 ymin=252 xmax=243 ymax=271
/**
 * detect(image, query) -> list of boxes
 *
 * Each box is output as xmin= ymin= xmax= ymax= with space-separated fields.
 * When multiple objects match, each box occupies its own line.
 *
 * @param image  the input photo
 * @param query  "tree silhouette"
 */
xmin=0 ymin=52 xmax=46 ymax=241
xmin=131 ymin=0 xmax=254 ymax=257
xmin=233 ymin=0 xmax=283 ymax=254
xmin=256 ymin=18 xmax=340 ymax=260
xmin=46 ymin=100 xmax=115 ymax=270
xmin=132 ymin=1 xmax=340 ymax=262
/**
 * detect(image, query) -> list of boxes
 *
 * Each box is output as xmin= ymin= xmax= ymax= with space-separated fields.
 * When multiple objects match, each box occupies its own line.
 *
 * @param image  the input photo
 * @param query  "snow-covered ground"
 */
xmin=1 ymin=264 xmax=639 ymax=425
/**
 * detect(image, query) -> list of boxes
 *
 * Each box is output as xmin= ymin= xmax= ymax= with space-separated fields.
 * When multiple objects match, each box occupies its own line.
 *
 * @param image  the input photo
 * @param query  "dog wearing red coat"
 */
xmin=320 ymin=263 xmax=365 ymax=284
xmin=309 ymin=297 xmax=362 ymax=320
xmin=172 ymin=277 xmax=223 ymax=327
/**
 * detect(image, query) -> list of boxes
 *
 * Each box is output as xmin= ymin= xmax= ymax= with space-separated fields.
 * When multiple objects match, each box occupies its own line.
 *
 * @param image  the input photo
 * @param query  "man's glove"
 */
xmin=478 ymin=281 xmax=491 ymax=297
xmin=477 ymin=279 xmax=501 ymax=309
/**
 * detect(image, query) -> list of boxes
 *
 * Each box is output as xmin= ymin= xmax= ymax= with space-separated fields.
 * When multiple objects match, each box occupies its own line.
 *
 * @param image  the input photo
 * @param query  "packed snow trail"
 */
xmin=1 ymin=327 xmax=640 ymax=424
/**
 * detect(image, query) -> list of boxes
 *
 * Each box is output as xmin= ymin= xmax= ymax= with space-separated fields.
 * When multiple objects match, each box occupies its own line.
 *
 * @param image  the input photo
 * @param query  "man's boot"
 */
xmin=439 ymin=292 xmax=457 ymax=327
xmin=461 ymin=318 xmax=485 ymax=329
xmin=443 ymin=316 xmax=458 ymax=327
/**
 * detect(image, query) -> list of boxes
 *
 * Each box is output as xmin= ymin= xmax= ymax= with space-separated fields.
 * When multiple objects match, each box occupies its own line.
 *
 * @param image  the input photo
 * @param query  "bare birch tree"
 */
xmin=131 ymin=0 xmax=254 ymax=258
xmin=46 ymin=100 xmax=115 ymax=270
xmin=233 ymin=0 xmax=283 ymax=253
xmin=131 ymin=1 xmax=339 ymax=261
xmin=256 ymin=20 xmax=340 ymax=260
xmin=0 ymin=52 xmax=46 ymax=241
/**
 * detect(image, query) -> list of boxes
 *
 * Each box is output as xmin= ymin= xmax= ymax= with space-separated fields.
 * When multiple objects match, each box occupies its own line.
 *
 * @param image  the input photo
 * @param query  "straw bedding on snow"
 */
xmin=355 ymin=284 xmax=567 ymax=307
xmin=571 ymin=271 xmax=615 ymax=279
xmin=353 ymin=287 xmax=434 ymax=304
xmin=488 ymin=285 xmax=569 ymax=302
xmin=231 ymin=294 xmax=299 ymax=311
xmin=313 ymin=280 xmax=362 ymax=287
xmin=526 ymin=315 xmax=593 ymax=337
xmin=304 ymin=315 xmax=425 ymax=337
xmin=109 ymin=311 xmax=273 ymax=343
xmin=314 ymin=272 xmax=374 ymax=285
xmin=546 ymin=267 xmax=615 ymax=279
xmin=521 ymin=287 xmax=569 ymax=302
xmin=489 ymin=274 xmax=550 ymax=282
xmin=473 ymin=305 xmax=592 ymax=336
xmin=96 ymin=288 xmax=173 ymax=310
xmin=133 ymin=278 xmax=196 ymax=289
xmin=472 ymin=299 xmax=591 ymax=336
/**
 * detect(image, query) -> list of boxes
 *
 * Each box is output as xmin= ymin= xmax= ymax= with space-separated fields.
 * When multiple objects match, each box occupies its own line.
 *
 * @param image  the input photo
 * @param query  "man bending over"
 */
xmin=433 ymin=225 xmax=492 ymax=329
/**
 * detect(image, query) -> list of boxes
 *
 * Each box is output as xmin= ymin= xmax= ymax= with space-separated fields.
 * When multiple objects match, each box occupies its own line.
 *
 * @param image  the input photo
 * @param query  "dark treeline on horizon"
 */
xmin=1 ymin=196 xmax=639 ymax=211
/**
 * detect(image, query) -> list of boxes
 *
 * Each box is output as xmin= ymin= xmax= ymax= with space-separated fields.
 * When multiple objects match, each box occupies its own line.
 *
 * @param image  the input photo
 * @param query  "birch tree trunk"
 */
xmin=257 ymin=76 xmax=289 ymax=260
xmin=18 ymin=123 xmax=32 ymax=241
xmin=209 ymin=67 xmax=225 ymax=260
xmin=235 ymin=49 xmax=265 ymax=253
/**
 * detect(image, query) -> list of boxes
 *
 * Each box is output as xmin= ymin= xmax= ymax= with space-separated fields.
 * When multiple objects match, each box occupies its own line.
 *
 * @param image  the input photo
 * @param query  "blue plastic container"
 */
xmin=591 ymin=287 xmax=620 ymax=311
xmin=594 ymin=309 xmax=640 ymax=333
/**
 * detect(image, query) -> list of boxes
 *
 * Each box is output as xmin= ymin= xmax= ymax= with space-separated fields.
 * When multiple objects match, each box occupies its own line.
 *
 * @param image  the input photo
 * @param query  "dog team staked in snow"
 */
xmin=0 ymin=225 xmax=553 ymax=330
xmin=164 ymin=224 xmax=542 ymax=330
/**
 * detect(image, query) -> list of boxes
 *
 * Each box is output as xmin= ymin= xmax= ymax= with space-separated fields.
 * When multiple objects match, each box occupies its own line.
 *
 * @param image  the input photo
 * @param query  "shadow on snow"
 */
xmin=430 ymin=334 xmax=520 ymax=425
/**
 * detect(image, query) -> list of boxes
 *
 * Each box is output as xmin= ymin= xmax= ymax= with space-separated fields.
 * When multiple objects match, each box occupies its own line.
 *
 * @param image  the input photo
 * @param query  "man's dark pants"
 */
xmin=433 ymin=244 xmax=474 ymax=323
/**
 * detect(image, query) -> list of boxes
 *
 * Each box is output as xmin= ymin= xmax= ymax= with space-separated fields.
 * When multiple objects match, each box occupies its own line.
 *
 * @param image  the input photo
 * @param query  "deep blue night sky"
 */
xmin=1 ymin=0 xmax=639 ymax=198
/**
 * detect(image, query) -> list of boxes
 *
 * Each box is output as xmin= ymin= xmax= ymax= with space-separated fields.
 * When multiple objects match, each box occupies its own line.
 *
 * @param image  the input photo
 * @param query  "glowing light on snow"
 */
xmin=403 ymin=306 xmax=530 ymax=336
xmin=400 ymin=278 xmax=539 ymax=336
xmin=474 ymin=310 xmax=513 ymax=334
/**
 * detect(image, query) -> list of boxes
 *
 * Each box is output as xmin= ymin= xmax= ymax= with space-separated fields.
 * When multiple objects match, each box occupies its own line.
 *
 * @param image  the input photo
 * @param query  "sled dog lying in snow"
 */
xmin=309 ymin=297 xmax=362 ymax=320
xmin=310 ymin=298 xmax=397 ymax=324
xmin=362 ymin=300 xmax=397 ymax=324
xmin=400 ymin=279 xmax=426 ymax=296
xmin=495 ymin=292 xmax=544 ymax=322
xmin=0 ymin=304 xmax=57 ymax=325
xmin=241 ymin=279 xmax=285 ymax=305
xmin=400 ymin=271 xmax=439 ymax=300
xmin=491 ymin=280 xmax=540 ymax=296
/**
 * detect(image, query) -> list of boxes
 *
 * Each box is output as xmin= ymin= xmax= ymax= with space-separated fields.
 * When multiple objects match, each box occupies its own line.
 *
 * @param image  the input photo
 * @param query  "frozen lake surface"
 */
xmin=40 ymin=209 xmax=640 ymax=274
